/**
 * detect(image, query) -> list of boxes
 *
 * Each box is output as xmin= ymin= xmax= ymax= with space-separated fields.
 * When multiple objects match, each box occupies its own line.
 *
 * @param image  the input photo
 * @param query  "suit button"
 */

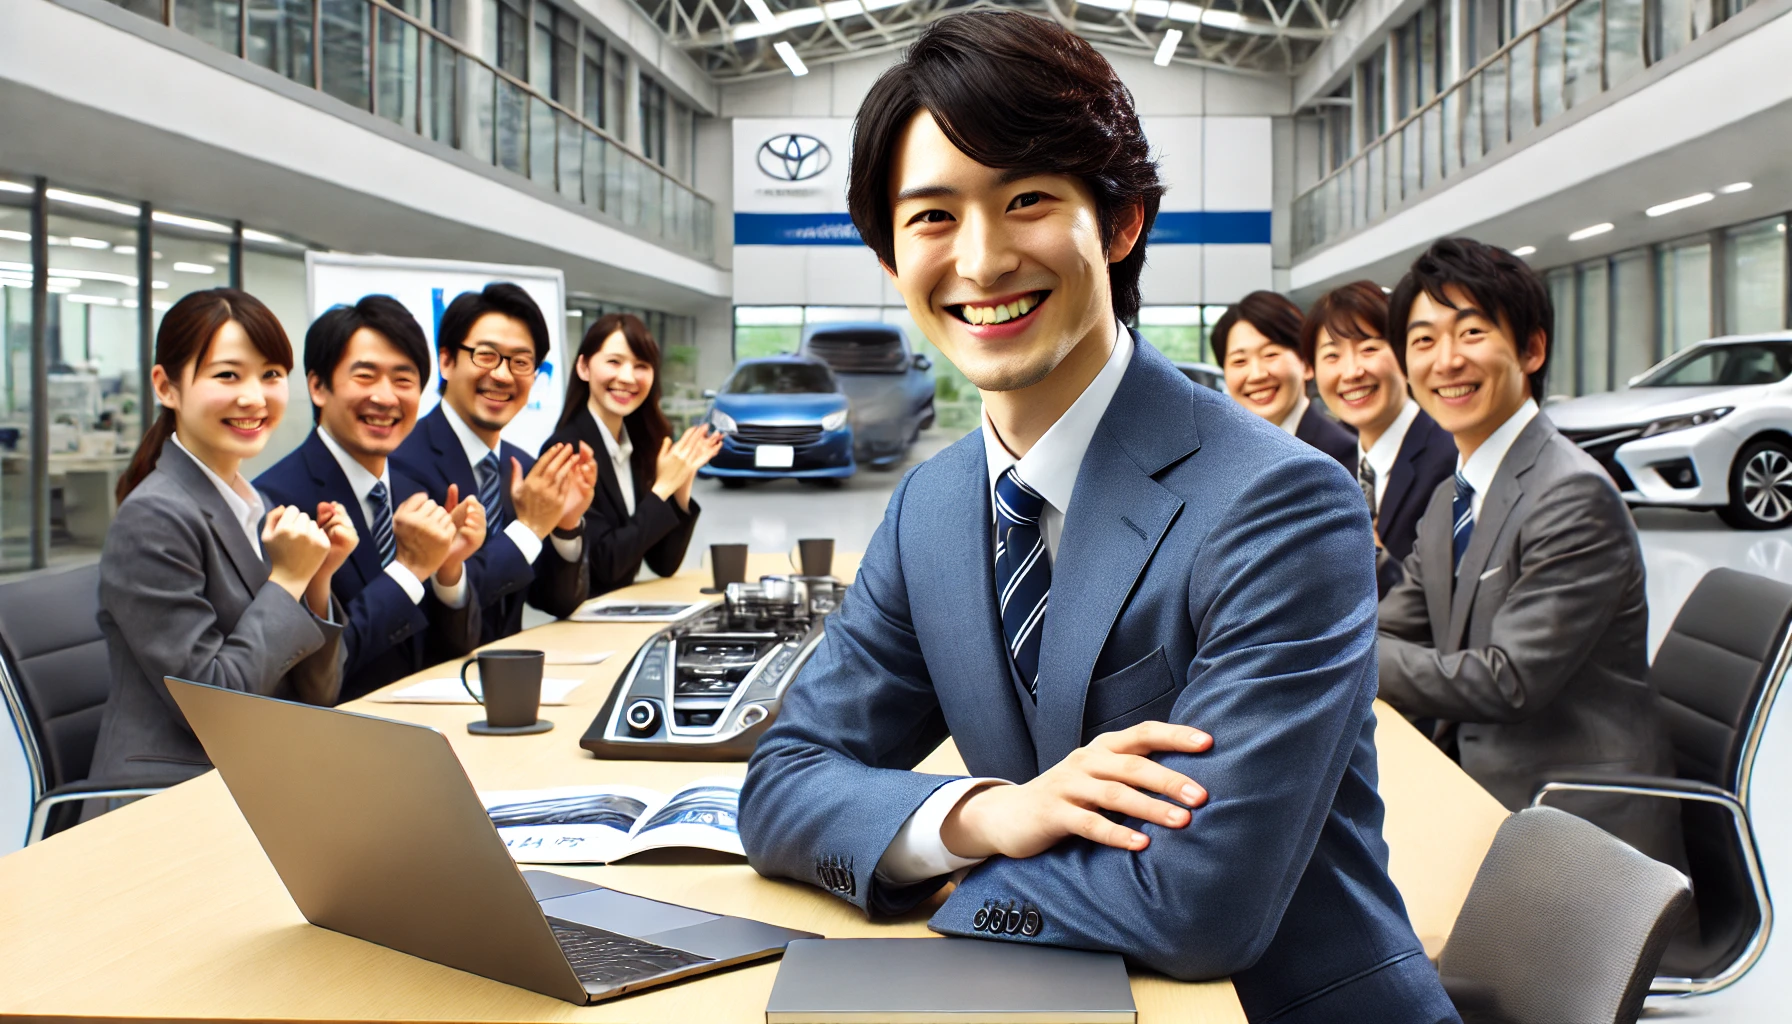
xmin=1004 ymin=909 xmax=1023 ymax=934
xmin=1021 ymin=909 xmax=1041 ymax=936
xmin=972 ymin=907 xmax=989 ymax=930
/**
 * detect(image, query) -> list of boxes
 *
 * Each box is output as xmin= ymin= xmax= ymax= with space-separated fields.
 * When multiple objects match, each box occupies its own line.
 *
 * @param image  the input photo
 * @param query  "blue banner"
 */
xmin=735 ymin=213 xmax=862 ymax=246
xmin=734 ymin=210 xmax=1272 ymax=246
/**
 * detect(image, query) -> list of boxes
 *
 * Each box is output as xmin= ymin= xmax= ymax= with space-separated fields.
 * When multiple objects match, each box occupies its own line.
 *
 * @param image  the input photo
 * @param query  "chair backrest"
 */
xmin=1649 ymin=567 xmax=1792 ymax=789
xmin=0 ymin=564 xmax=110 ymax=791
xmin=1439 ymin=807 xmax=1692 ymax=1024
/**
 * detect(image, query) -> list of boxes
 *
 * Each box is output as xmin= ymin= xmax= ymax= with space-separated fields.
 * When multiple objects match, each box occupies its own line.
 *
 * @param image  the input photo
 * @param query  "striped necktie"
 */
xmin=477 ymin=451 xmax=504 ymax=535
xmin=1452 ymin=472 xmax=1475 ymax=572
xmin=994 ymin=466 xmax=1050 ymax=699
xmin=368 ymin=480 xmax=395 ymax=568
xmin=1358 ymin=457 xmax=1378 ymax=521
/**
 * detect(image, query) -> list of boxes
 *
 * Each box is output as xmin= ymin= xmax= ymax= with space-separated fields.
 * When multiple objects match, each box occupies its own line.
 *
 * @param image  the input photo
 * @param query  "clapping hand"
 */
xmin=652 ymin=425 xmax=724 ymax=506
xmin=306 ymin=501 xmax=361 ymax=618
xmin=438 ymin=484 xmax=487 ymax=586
xmin=390 ymin=493 xmax=455 ymax=581
xmin=511 ymin=443 xmax=578 ymax=539
xmin=262 ymin=505 xmax=332 ymax=605
xmin=556 ymin=442 xmax=599 ymax=531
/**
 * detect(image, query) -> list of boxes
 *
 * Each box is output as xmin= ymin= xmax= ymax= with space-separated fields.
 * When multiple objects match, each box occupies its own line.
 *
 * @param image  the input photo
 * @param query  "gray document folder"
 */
xmin=764 ymin=938 xmax=1137 ymax=1023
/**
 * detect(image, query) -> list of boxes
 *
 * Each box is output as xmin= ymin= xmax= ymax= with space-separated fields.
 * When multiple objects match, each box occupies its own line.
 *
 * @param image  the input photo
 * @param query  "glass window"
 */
xmin=1547 ymin=267 xmax=1576 ymax=396
xmin=175 ymin=0 xmax=243 ymax=57
xmin=1606 ymin=0 xmax=1646 ymax=89
xmin=724 ymin=361 xmax=838 ymax=395
xmin=0 ymin=193 xmax=35 ymax=571
xmin=733 ymin=307 xmax=803 ymax=361
xmin=1564 ymin=0 xmax=1603 ymax=110
xmin=1658 ymin=238 xmax=1712 ymax=352
xmin=1361 ymin=47 xmax=1388 ymax=140
xmin=640 ymin=76 xmax=668 ymax=166
xmin=241 ymin=245 xmax=312 ymax=479
xmin=1724 ymin=218 xmax=1788 ymax=335
xmin=245 ymin=0 xmax=316 ymax=85
xmin=319 ymin=0 xmax=370 ymax=111
xmin=608 ymin=50 xmax=628 ymax=144
xmin=1578 ymin=260 xmax=1611 ymax=393
xmin=1612 ymin=250 xmax=1656 ymax=385
xmin=582 ymin=31 xmax=606 ymax=130
xmin=1635 ymin=341 xmax=1792 ymax=386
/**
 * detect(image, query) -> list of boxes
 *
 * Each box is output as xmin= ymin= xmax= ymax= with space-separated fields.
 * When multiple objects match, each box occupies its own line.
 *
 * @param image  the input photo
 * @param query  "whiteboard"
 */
xmin=306 ymin=253 xmax=569 ymax=455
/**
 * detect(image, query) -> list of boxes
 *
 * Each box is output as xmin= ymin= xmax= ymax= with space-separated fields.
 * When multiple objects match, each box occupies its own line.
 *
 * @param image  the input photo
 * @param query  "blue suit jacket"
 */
xmin=389 ymin=406 xmax=589 ymax=644
xmin=740 ymin=338 xmax=1457 ymax=1024
xmin=255 ymin=430 xmax=482 ymax=702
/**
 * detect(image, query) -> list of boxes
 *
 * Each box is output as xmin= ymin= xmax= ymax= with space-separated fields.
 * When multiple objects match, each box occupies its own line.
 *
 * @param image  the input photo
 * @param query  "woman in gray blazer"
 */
xmin=88 ymin=288 xmax=355 ymax=786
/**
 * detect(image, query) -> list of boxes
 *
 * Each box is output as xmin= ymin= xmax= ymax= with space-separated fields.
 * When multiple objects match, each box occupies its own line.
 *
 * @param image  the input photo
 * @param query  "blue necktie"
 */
xmin=994 ymin=467 xmax=1050 ymax=699
xmin=1452 ymin=472 xmax=1475 ymax=572
xmin=368 ymin=480 xmax=395 ymax=568
xmin=477 ymin=452 xmax=504 ymax=535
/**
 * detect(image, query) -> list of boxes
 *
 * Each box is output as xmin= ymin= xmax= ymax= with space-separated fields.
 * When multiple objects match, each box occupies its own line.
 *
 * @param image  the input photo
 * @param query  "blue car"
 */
xmin=801 ymin=322 xmax=935 ymax=470
xmin=698 ymin=356 xmax=856 ymax=487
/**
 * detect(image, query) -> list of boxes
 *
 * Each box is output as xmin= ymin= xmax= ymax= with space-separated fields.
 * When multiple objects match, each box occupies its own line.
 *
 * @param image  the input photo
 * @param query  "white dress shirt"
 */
xmin=1360 ymin=397 xmax=1421 ymax=509
xmin=1277 ymin=394 xmax=1311 ymax=437
xmin=440 ymin=403 xmax=584 ymax=565
xmin=172 ymin=433 xmax=264 ymax=557
xmin=1457 ymin=398 xmax=1539 ymax=521
xmin=316 ymin=427 xmax=468 ymax=609
xmin=590 ymin=408 xmax=636 ymax=516
xmin=876 ymin=321 xmax=1134 ymax=885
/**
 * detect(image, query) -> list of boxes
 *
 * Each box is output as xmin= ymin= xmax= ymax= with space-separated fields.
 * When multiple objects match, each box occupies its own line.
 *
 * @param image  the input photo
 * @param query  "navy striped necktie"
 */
xmin=1452 ymin=472 xmax=1475 ymax=572
xmin=477 ymin=451 xmax=504 ymax=535
xmin=994 ymin=466 xmax=1050 ymax=699
xmin=368 ymin=480 xmax=395 ymax=568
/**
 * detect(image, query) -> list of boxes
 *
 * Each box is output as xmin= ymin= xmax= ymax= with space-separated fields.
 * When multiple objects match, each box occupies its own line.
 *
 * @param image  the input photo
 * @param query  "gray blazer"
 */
xmin=1377 ymin=415 xmax=1682 ymax=866
xmin=88 ymin=439 xmax=345 ymax=785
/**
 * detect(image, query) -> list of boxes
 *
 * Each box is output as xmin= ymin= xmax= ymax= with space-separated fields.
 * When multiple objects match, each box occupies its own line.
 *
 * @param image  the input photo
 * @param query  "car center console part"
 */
xmin=581 ymin=576 xmax=841 ymax=760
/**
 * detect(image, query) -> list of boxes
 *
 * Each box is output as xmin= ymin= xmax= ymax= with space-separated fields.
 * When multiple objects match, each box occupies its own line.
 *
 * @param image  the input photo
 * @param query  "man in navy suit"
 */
xmin=390 ymin=283 xmax=595 ymax=643
xmin=1213 ymin=291 xmax=1359 ymax=473
xmin=257 ymin=296 xmax=484 ymax=702
xmin=738 ymin=13 xmax=1456 ymax=1023
xmin=1304 ymin=281 xmax=1456 ymax=596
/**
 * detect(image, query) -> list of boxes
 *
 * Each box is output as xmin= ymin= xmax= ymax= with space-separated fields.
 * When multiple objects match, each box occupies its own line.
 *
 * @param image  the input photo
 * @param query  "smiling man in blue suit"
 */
xmin=737 ymin=12 xmax=1457 ymax=1024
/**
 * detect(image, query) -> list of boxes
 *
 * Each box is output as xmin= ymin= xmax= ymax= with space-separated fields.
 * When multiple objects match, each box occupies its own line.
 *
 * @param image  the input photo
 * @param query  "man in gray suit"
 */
xmin=1377 ymin=237 xmax=1682 ymax=867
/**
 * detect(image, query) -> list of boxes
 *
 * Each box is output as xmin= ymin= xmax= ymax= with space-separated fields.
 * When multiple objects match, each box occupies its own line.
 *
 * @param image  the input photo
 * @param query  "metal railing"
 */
xmin=113 ymin=0 xmax=714 ymax=261
xmin=1292 ymin=0 xmax=1755 ymax=258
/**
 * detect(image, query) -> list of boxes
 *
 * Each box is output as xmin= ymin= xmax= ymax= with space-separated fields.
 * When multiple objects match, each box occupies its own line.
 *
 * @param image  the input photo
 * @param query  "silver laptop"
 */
xmin=165 ymin=677 xmax=817 ymax=1004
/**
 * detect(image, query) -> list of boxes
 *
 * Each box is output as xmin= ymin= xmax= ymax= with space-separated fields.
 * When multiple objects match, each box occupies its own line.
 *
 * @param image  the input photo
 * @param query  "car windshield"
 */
xmin=725 ymin=362 xmax=837 ymax=395
xmin=1635 ymin=341 xmax=1792 ymax=387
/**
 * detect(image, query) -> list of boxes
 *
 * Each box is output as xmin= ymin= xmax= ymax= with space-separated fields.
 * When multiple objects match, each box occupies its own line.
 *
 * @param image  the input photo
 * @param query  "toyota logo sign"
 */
xmin=758 ymin=134 xmax=831 ymax=182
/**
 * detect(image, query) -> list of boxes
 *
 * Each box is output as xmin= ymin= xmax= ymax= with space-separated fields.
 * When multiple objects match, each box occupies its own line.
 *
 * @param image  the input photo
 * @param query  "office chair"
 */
xmin=1533 ymin=567 xmax=1789 ymax=994
xmin=1437 ymin=807 xmax=1692 ymax=1024
xmin=0 ymin=564 xmax=168 ymax=844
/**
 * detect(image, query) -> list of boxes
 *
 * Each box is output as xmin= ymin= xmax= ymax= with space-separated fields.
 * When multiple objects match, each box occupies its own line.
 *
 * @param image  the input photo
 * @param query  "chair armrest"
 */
xmin=1533 ymin=772 xmax=1737 ymax=804
xmin=29 ymin=780 xmax=173 ymax=845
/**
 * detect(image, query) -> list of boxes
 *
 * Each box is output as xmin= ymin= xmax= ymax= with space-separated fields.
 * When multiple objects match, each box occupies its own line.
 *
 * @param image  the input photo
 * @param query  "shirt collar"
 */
xmin=441 ymin=401 xmax=500 ymax=468
xmin=316 ymin=426 xmax=391 ymax=507
xmin=1458 ymin=398 xmax=1540 ymax=495
xmin=589 ymin=406 xmax=633 ymax=461
xmin=1278 ymin=394 xmax=1311 ymax=436
xmin=1363 ymin=396 xmax=1420 ymax=479
xmin=981 ymin=320 xmax=1133 ymax=514
xmin=171 ymin=432 xmax=264 ymax=537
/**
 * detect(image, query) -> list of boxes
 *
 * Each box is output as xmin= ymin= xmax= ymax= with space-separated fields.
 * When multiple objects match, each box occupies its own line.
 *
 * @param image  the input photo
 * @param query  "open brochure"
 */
xmin=569 ymin=597 xmax=715 ymax=623
xmin=479 ymin=776 xmax=743 ymax=864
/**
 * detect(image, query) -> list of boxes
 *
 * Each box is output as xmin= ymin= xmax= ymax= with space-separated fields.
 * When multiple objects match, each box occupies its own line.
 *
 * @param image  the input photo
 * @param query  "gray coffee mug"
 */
xmin=460 ymin=649 xmax=545 ymax=729
xmin=791 ymin=537 xmax=834 ymax=578
xmin=708 ymin=543 xmax=749 ymax=593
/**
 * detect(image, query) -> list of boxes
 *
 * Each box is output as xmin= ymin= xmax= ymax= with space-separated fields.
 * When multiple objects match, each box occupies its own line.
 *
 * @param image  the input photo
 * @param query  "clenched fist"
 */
xmin=392 ymin=492 xmax=455 ymax=581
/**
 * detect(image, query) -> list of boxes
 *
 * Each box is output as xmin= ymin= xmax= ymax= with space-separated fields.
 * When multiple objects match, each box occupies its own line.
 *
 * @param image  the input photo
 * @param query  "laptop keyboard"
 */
xmin=547 ymin=917 xmax=715 ymax=990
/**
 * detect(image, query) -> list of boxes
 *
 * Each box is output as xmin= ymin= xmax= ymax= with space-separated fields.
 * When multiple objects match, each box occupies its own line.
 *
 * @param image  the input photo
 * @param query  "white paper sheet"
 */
xmin=569 ymin=597 xmax=716 ymax=623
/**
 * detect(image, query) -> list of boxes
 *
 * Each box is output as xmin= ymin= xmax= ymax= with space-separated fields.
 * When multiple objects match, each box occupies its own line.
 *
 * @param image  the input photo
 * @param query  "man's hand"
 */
xmin=510 ymin=443 xmax=576 ymax=539
xmin=437 ymin=483 xmax=486 ymax=587
xmin=306 ymin=502 xmax=360 ymax=618
xmin=556 ymin=442 xmax=598 ymax=531
xmin=391 ymin=492 xmax=455 ymax=581
xmin=940 ymin=722 xmax=1211 ymax=861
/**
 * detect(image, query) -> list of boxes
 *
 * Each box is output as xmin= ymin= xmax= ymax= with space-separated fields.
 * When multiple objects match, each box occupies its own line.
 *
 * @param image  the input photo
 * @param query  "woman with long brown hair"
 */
xmin=543 ymin=313 xmax=720 ymax=597
xmin=88 ymin=288 xmax=355 ymax=788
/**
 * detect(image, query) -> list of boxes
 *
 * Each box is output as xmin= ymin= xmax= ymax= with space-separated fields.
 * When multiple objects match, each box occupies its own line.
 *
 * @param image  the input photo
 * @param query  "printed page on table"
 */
xmin=480 ymin=784 xmax=665 ymax=864
xmin=617 ymin=776 xmax=745 ymax=860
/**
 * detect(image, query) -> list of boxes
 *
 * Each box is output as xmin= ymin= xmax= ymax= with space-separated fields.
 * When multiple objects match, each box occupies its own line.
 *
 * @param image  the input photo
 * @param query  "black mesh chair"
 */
xmin=1534 ymin=567 xmax=1788 ymax=994
xmin=1438 ymin=807 xmax=1692 ymax=1024
xmin=0 ymin=564 xmax=168 ymax=842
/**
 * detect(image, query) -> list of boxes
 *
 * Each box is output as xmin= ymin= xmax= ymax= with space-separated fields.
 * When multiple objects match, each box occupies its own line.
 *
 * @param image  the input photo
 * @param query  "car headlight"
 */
xmin=709 ymin=409 xmax=738 ymax=434
xmin=821 ymin=409 xmax=848 ymax=431
xmin=1640 ymin=406 xmax=1734 ymax=438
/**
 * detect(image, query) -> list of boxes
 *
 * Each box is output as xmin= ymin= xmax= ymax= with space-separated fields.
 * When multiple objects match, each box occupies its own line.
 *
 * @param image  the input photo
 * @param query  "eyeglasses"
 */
xmin=458 ymin=344 xmax=538 ymax=377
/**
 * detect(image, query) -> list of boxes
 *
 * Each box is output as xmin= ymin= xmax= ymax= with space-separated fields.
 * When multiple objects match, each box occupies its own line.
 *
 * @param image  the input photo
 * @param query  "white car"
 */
xmin=1546 ymin=332 xmax=1792 ymax=529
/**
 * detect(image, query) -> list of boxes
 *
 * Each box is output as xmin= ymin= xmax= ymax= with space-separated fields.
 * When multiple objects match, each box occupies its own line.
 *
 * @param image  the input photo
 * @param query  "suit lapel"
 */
xmin=1378 ymin=419 xmax=1422 ymax=532
xmin=1032 ymin=339 xmax=1198 ymax=770
xmin=1418 ymin=481 xmax=1455 ymax=649
xmin=301 ymin=431 xmax=380 ymax=586
xmin=426 ymin=407 xmax=481 ymax=503
xmin=158 ymin=439 xmax=269 ymax=595
xmin=1447 ymin=418 xmax=1550 ymax=642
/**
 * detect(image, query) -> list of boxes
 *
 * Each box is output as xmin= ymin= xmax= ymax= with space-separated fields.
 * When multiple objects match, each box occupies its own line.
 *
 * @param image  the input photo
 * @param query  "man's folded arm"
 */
xmin=1377 ymin=473 xmax=1630 ymax=724
xmin=739 ymin=470 xmax=967 ymax=916
xmin=937 ymin=457 xmax=1381 ymax=981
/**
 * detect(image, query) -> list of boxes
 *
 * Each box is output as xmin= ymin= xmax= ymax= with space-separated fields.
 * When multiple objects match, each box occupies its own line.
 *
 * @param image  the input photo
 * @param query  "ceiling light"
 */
xmin=0 ymin=230 xmax=28 ymax=242
xmin=46 ymin=188 xmax=139 ymax=216
xmin=1155 ymin=29 xmax=1183 ymax=66
xmin=153 ymin=211 xmax=232 ymax=234
xmin=48 ymin=278 xmax=79 ymax=291
xmin=1568 ymin=223 xmax=1614 ymax=241
xmin=1720 ymin=182 xmax=1753 ymax=194
xmin=1511 ymin=245 xmax=1537 ymax=257
xmin=66 ymin=294 xmax=120 ymax=306
xmin=0 ymin=181 xmax=31 ymax=194
xmin=173 ymin=261 xmax=215 ymax=274
xmin=68 ymin=236 xmax=110 ymax=250
xmin=240 ymin=228 xmax=299 ymax=247
xmin=123 ymin=298 xmax=139 ymax=308
xmin=153 ymin=280 xmax=168 ymax=289
xmin=773 ymin=41 xmax=808 ymax=77
xmin=742 ymin=0 xmax=777 ymax=26
xmin=114 ymin=245 xmax=137 ymax=255
xmin=1646 ymin=192 xmax=1713 ymax=217
xmin=732 ymin=0 xmax=905 ymax=42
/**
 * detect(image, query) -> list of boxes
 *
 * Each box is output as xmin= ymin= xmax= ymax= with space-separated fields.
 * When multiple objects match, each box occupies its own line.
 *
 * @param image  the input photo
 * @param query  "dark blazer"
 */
xmin=542 ymin=409 xmax=699 ymax=598
xmin=390 ymin=406 xmax=589 ymax=644
xmin=256 ymin=430 xmax=482 ymax=702
xmin=1295 ymin=401 xmax=1358 ymax=474
xmin=89 ymin=439 xmax=344 ymax=785
xmin=740 ymin=337 xmax=1455 ymax=1023
xmin=1373 ymin=407 xmax=1458 ymax=597
xmin=1378 ymin=415 xmax=1683 ymax=867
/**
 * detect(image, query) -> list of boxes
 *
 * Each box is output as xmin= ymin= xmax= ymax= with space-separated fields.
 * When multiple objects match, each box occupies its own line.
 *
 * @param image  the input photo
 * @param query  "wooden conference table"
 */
xmin=0 ymin=554 xmax=1508 ymax=1023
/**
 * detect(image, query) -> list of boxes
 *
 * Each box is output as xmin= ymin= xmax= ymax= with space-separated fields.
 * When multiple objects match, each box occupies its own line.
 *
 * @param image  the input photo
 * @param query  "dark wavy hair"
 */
xmin=1299 ymin=281 xmax=1391 ymax=366
xmin=119 ymin=288 xmax=294 ymax=502
xmin=1210 ymin=291 xmax=1306 ymax=364
xmin=559 ymin=313 xmax=673 ymax=489
xmin=303 ymin=294 xmax=430 ymax=422
xmin=1387 ymin=238 xmax=1552 ymax=399
xmin=846 ymin=10 xmax=1164 ymax=321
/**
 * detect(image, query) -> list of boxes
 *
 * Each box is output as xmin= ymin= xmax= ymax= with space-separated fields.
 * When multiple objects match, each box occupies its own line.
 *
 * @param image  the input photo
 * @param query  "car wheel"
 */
xmin=720 ymin=478 xmax=749 ymax=490
xmin=1720 ymin=439 xmax=1792 ymax=530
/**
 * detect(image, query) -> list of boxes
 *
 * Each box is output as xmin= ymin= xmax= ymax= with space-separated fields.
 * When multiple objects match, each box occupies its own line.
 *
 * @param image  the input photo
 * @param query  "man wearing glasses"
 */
xmin=393 ymin=282 xmax=596 ymax=643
